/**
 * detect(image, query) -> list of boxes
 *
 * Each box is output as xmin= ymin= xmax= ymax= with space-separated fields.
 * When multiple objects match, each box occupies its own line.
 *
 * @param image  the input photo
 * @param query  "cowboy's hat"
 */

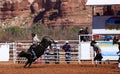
xmin=65 ymin=41 xmax=69 ymax=43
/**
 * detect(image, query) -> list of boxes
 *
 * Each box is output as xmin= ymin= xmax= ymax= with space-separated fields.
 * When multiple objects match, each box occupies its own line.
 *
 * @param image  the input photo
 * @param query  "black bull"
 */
xmin=18 ymin=36 xmax=54 ymax=68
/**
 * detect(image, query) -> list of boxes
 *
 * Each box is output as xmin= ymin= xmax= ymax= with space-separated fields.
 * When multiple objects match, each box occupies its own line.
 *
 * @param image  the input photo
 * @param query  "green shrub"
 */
xmin=5 ymin=26 xmax=25 ymax=37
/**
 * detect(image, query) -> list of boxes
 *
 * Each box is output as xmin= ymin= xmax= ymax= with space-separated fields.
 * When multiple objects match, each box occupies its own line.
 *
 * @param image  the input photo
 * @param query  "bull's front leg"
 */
xmin=24 ymin=60 xmax=29 ymax=68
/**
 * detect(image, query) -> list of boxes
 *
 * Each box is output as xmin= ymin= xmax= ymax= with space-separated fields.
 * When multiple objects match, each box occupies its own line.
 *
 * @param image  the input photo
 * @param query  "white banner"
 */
xmin=0 ymin=44 xmax=9 ymax=61
xmin=86 ymin=0 xmax=120 ymax=5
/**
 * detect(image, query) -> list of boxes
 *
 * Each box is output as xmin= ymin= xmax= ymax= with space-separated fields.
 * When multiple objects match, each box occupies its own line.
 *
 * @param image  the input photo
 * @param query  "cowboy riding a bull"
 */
xmin=18 ymin=33 xmax=54 ymax=68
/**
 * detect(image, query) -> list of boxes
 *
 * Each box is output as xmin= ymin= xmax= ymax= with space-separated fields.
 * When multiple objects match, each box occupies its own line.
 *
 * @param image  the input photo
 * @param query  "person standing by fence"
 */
xmin=113 ymin=36 xmax=118 ymax=45
xmin=117 ymin=40 xmax=120 ymax=54
xmin=44 ymin=46 xmax=50 ymax=64
xmin=118 ymin=53 xmax=120 ymax=68
xmin=78 ymin=28 xmax=86 ymax=42
xmin=90 ymin=40 xmax=103 ymax=66
xmin=115 ymin=40 xmax=120 ymax=68
xmin=62 ymin=41 xmax=71 ymax=64
xmin=53 ymin=41 xmax=60 ymax=64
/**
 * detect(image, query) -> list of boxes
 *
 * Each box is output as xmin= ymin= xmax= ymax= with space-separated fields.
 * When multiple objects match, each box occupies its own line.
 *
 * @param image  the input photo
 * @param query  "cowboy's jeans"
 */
xmin=54 ymin=50 xmax=59 ymax=64
xmin=65 ymin=51 xmax=71 ymax=64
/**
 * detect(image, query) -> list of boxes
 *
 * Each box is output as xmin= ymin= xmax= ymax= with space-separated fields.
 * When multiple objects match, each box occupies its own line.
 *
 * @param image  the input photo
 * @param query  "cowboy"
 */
xmin=53 ymin=41 xmax=60 ymax=64
xmin=90 ymin=40 xmax=103 ymax=65
xmin=62 ymin=41 xmax=71 ymax=64
xmin=28 ymin=33 xmax=40 ymax=60
xmin=44 ymin=46 xmax=50 ymax=64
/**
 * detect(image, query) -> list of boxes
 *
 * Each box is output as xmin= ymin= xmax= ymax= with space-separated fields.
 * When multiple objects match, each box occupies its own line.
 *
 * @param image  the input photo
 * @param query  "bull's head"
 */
xmin=40 ymin=36 xmax=55 ymax=49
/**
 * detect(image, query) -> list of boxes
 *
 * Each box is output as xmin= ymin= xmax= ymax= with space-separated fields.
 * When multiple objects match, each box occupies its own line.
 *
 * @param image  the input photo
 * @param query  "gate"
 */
xmin=0 ymin=43 xmax=16 ymax=63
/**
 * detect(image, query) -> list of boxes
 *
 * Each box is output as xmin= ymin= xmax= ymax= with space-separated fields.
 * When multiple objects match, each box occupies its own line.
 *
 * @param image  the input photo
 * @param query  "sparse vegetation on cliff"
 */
xmin=0 ymin=23 xmax=91 ymax=42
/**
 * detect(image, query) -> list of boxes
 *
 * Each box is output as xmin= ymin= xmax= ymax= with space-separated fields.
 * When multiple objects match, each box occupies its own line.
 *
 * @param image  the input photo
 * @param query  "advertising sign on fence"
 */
xmin=99 ymin=41 xmax=119 ymax=60
xmin=79 ymin=41 xmax=119 ymax=61
xmin=0 ymin=44 xmax=9 ymax=61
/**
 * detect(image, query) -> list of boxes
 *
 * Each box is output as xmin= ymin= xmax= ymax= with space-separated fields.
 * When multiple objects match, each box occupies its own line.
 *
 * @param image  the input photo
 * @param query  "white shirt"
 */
xmin=33 ymin=34 xmax=40 ymax=45
xmin=53 ymin=44 xmax=60 ymax=50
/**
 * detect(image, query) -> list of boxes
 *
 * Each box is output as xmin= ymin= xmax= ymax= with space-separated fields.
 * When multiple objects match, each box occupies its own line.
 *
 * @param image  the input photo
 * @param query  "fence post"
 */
xmin=90 ymin=46 xmax=94 ymax=64
xmin=13 ymin=42 xmax=17 ymax=64
xmin=78 ymin=35 xmax=81 ymax=64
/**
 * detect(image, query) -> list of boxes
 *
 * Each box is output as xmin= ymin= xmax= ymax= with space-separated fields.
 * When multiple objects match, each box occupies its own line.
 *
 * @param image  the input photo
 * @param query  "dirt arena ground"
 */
xmin=0 ymin=62 xmax=120 ymax=74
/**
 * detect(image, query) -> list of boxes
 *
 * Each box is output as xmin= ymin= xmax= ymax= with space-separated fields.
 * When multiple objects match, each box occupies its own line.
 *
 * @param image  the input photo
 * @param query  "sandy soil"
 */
xmin=0 ymin=63 xmax=120 ymax=74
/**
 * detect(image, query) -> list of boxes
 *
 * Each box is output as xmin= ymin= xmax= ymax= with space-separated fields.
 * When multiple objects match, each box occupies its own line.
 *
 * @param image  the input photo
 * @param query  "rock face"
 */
xmin=1 ymin=0 xmax=120 ymax=28
xmin=0 ymin=0 xmax=30 ymax=19
xmin=0 ymin=0 xmax=87 ymax=19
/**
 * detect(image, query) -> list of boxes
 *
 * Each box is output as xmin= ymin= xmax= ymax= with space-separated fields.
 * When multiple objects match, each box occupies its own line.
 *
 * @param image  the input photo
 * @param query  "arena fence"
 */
xmin=15 ymin=40 xmax=80 ymax=64
xmin=0 ymin=40 xmax=119 ymax=64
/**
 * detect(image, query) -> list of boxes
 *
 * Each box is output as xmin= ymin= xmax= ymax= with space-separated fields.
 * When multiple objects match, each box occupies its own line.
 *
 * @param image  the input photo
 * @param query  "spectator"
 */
xmin=90 ymin=40 xmax=103 ymax=65
xmin=113 ymin=36 xmax=118 ymax=45
xmin=117 ymin=40 xmax=120 ymax=68
xmin=104 ymin=35 xmax=112 ymax=41
xmin=93 ymin=34 xmax=99 ymax=40
xmin=44 ymin=46 xmax=50 ymax=64
xmin=78 ymin=28 xmax=86 ymax=42
xmin=62 ymin=41 xmax=71 ymax=64
xmin=118 ymin=54 xmax=120 ymax=68
xmin=84 ymin=27 xmax=89 ymax=41
xmin=53 ymin=41 xmax=60 ymax=64
xmin=113 ymin=38 xmax=120 ymax=68
xmin=117 ymin=11 xmax=120 ymax=16
xmin=96 ymin=12 xmax=100 ymax=16
xmin=84 ymin=27 xmax=89 ymax=34
xmin=117 ymin=40 xmax=120 ymax=54
xmin=118 ymin=53 xmax=120 ymax=68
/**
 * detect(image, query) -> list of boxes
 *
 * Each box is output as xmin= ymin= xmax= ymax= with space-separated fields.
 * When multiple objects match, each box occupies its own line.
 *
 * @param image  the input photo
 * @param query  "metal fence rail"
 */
xmin=15 ymin=40 xmax=79 ymax=64
xmin=1 ymin=40 xmax=118 ymax=64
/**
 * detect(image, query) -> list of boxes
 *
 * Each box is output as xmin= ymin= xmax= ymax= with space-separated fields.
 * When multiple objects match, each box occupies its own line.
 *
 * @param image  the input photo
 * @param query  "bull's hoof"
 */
xmin=24 ymin=66 xmax=27 ymax=68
